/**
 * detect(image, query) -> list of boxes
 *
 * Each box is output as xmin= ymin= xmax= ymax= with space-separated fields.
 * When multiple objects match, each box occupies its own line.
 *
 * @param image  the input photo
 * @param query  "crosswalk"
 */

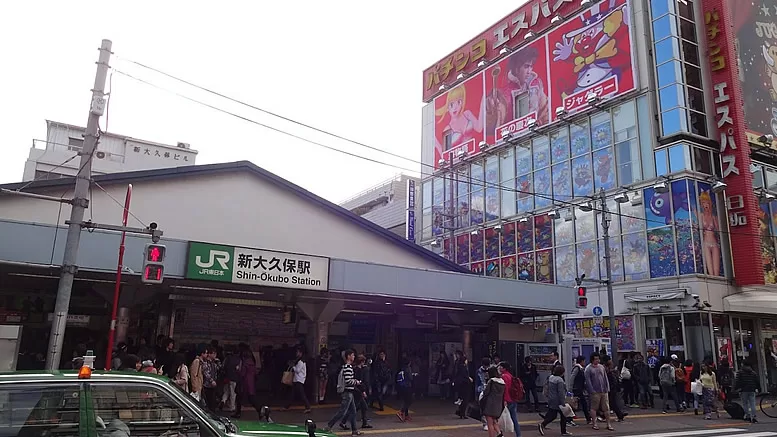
xmin=621 ymin=429 xmax=776 ymax=437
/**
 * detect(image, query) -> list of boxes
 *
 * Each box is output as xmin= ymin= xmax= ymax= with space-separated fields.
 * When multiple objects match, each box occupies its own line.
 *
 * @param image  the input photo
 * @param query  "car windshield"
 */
xmin=167 ymin=380 xmax=232 ymax=433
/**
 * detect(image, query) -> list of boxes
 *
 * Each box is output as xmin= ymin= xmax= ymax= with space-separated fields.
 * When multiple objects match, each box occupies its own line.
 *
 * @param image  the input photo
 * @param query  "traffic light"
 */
xmin=142 ymin=243 xmax=166 ymax=284
xmin=576 ymin=286 xmax=588 ymax=309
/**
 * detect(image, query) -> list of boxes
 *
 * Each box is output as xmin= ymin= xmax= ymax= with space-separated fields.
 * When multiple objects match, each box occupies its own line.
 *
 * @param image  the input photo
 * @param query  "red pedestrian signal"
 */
xmin=576 ymin=286 xmax=588 ymax=309
xmin=142 ymin=243 xmax=166 ymax=284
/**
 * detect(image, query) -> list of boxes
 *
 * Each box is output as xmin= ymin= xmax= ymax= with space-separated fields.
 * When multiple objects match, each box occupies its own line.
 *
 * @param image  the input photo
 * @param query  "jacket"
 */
xmin=632 ymin=361 xmax=650 ymax=385
xmin=453 ymin=361 xmax=470 ymax=387
xmin=502 ymin=371 xmax=516 ymax=403
xmin=173 ymin=364 xmax=190 ymax=392
xmin=475 ymin=366 xmax=489 ymax=394
xmin=521 ymin=363 xmax=539 ymax=388
xmin=569 ymin=364 xmax=586 ymax=392
xmin=607 ymin=367 xmax=621 ymax=392
xmin=480 ymin=377 xmax=506 ymax=418
xmin=373 ymin=359 xmax=392 ymax=384
xmin=223 ymin=354 xmax=241 ymax=382
xmin=190 ymin=357 xmax=204 ymax=393
xmin=684 ymin=366 xmax=694 ymax=393
xmin=735 ymin=367 xmax=760 ymax=393
xmin=239 ymin=356 xmax=258 ymax=396
xmin=546 ymin=375 xmax=567 ymax=411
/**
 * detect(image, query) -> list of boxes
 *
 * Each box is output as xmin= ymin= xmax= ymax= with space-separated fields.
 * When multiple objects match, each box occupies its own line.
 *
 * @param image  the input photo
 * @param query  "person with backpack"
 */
xmin=498 ymin=362 xmax=522 ymax=437
xmin=395 ymin=358 xmax=414 ymax=422
xmin=658 ymin=357 xmax=682 ymax=413
xmin=476 ymin=357 xmax=492 ymax=431
xmin=569 ymin=356 xmax=591 ymax=424
xmin=673 ymin=357 xmax=688 ymax=411
xmin=520 ymin=357 xmax=540 ymax=412
xmin=735 ymin=360 xmax=760 ymax=423
xmin=324 ymin=349 xmax=361 ymax=436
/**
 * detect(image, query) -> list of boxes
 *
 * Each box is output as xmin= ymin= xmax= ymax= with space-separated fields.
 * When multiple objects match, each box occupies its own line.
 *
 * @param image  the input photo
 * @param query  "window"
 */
xmin=613 ymin=101 xmax=640 ymax=185
xmin=89 ymin=383 xmax=216 ymax=437
xmin=500 ymin=148 xmax=516 ymax=218
xmin=0 ymin=384 xmax=82 ymax=437
xmin=67 ymin=137 xmax=84 ymax=151
xmin=668 ymin=144 xmax=691 ymax=172
xmin=444 ymin=131 xmax=453 ymax=151
xmin=693 ymin=147 xmax=713 ymax=175
xmin=515 ymin=94 xmax=530 ymax=119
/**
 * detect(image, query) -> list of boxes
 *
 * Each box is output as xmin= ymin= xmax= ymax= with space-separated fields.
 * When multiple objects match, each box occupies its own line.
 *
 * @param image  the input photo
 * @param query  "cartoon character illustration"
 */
xmin=596 ymin=153 xmax=613 ymax=184
xmin=579 ymin=247 xmax=597 ymax=277
xmin=518 ymin=255 xmax=534 ymax=280
xmin=553 ymin=0 xmax=631 ymax=95
xmin=553 ymin=163 xmax=572 ymax=195
xmin=573 ymin=162 xmax=593 ymax=190
xmin=537 ymin=250 xmax=553 ymax=282
xmin=762 ymin=42 xmax=777 ymax=137
xmin=486 ymin=45 xmax=549 ymax=134
xmin=648 ymin=189 xmax=689 ymax=225
xmin=535 ymin=171 xmax=552 ymax=205
xmin=502 ymin=257 xmax=517 ymax=279
xmin=435 ymin=84 xmax=484 ymax=153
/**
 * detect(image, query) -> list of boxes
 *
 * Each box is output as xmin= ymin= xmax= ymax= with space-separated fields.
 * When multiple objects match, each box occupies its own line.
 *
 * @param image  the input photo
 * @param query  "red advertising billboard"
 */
xmin=433 ymin=75 xmax=485 ymax=167
xmin=546 ymin=0 xmax=635 ymax=121
xmin=484 ymin=38 xmax=550 ymax=144
xmin=421 ymin=0 xmax=583 ymax=102
xmin=730 ymin=0 xmax=777 ymax=145
xmin=701 ymin=0 xmax=763 ymax=286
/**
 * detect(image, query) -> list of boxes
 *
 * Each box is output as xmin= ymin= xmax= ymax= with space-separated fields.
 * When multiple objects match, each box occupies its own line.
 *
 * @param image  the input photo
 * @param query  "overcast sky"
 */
xmin=0 ymin=1 xmax=523 ymax=203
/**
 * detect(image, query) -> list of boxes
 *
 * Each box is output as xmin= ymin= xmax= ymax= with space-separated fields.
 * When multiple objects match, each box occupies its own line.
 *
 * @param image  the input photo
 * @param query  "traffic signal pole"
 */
xmin=105 ymin=184 xmax=132 ymax=371
xmin=599 ymin=187 xmax=618 ymax=361
xmin=46 ymin=40 xmax=113 ymax=371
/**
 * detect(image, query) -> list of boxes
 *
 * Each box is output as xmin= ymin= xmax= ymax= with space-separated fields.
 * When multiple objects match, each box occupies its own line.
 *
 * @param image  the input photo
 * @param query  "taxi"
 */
xmin=0 ymin=362 xmax=335 ymax=437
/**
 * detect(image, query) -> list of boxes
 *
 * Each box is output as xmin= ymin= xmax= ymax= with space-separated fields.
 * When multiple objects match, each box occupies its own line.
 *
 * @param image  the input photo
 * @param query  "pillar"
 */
xmin=463 ymin=329 xmax=472 ymax=361
xmin=116 ymin=307 xmax=131 ymax=344
xmin=296 ymin=300 xmax=343 ymax=404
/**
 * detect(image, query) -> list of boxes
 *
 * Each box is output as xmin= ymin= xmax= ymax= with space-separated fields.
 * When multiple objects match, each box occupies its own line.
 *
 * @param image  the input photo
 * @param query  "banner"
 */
xmin=546 ymin=0 xmax=636 ymax=121
xmin=186 ymin=242 xmax=330 ymax=291
xmin=433 ymin=74 xmax=485 ymax=167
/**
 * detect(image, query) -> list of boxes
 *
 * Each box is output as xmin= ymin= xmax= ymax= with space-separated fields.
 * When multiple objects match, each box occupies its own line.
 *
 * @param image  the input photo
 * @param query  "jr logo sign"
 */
xmin=186 ymin=242 xmax=234 ymax=282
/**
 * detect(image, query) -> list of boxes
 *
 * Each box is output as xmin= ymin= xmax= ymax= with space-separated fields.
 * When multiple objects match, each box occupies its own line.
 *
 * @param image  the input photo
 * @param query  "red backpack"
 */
xmin=509 ymin=374 xmax=525 ymax=401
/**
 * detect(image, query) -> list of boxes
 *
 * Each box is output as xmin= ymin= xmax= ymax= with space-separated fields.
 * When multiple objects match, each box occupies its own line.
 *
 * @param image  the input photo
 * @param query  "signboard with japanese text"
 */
xmin=185 ymin=242 xmax=329 ymax=291
xmin=702 ymin=0 xmax=764 ymax=285
xmin=422 ymin=0 xmax=583 ymax=102
xmin=406 ymin=179 xmax=416 ymax=241
xmin=730 ymin=0 xmax=777 ymax=147
xmin=429 ymin=0 xmax=637 ymax=169
xmin=546 ymin=0 xmax=635 ymax=121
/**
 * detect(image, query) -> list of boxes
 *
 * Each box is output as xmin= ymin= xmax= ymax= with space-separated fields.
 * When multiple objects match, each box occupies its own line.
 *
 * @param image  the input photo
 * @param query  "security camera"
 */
xmin=149 ymin=222 xmax=158 ymax=230
xmin=691 ymin=294 xmax=700 ymax=299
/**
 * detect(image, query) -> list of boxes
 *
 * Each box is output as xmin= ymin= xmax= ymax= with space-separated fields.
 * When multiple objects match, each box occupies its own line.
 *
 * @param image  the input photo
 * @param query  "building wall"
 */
xmin=0 ymin=172 xmax=445 ymax=271
xmin=340 ymin=175 xmax=418 ymax=232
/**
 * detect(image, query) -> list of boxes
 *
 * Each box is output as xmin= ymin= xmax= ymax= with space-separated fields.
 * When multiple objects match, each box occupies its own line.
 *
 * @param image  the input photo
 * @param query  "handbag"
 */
xmin=620 ymin=366 xmax=632 ymax=380
xmin=498 ymin=407 xmax=515 ymax=433
xmin=281 ymin=367 xmax=294 ymax=386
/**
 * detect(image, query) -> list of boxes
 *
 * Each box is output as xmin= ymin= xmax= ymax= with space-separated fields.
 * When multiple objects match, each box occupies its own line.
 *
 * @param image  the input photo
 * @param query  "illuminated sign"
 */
xmin=702 ymin=0 xmax=763 ymax=285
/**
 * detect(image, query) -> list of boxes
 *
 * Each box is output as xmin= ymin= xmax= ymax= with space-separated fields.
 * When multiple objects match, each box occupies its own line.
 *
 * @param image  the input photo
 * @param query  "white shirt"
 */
xmin=293 ymin=359 xmax=307 ymax=384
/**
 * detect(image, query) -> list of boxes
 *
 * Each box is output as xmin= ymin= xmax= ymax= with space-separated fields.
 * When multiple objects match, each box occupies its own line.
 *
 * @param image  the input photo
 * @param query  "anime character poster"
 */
xmin=620 ymin=195 xmax=645 ymax=233
xmin=717 ymin=337 xmax=733 ymax=367
xmin=485 ymin=259 xmax=500 ymax=278
xmin=644 ymin=185 xmax=685 ymax=229
xmin=484 ymin=38 xmax=550 ymax=144
xmin=697 ymin=182 xmax=723 ymax=277
xmin=593 ymin=148 xmax=615 ymax=191
xmin=647 ymin=227 xmax=677 ymax=278
xmin=485 ymin=188 xmax=500 ymax=221
xmin=534 ymin=168 xmax=553 ymax=209
xmin=689 ymin=181 xmax=705 ymax=274
xmin=501 ymin=222 xmax=517 ymax=256
xmin=760 ymin=203 xmax=777 ymax=284
xmin=501 ymin=255 xmax=517 ymax=279
xmin=551 ymin=127 xmax=570 ymax=164
xmin=671 ymin=180 xmax=695 ymax=275
xmin=730 ymin=0 xmax=777 ymax=140
xmin=518 ymin=219 xmax=534 ymax=253
xmin=599 ymin=237 xmax=624 ymax=281
xmin=471 ymin=190 xmax=485 ymax=226
xmin=517 ymin=253 xmax=535 ymax=281
xmin=552 ymin=161 xmax=572 ymax=200
xmin=485 ymin=227 xmax=500 ymax=259
xmin=547 ymin=0 xmax=636 ymax=121
xmin=515 ymin=175 xmax=534 ymax=214
xmin=572 ymin=155 xmax=594 ymax=197
xmin=535 ymin=249 xmax=555 ymax=283
xmin=443 ymin=238 xmax=452 ymax=261
xmin=577 ymin=241 xmax=599 ymax=279
xmin=555 ymin=245 xmax=577 ymax=285
xmin=456 ymin=234 xmax=470 ymax=265
xmin=471 ymin=261 xmax=484 ymax=276
xmin=575 ymin=207 xmax=597 ymax=242
xmin=470 ymin=229 xmax=484 ymax=262
xmin=622 ymin=231 xmax=648 ymax=280
xmin=555 ymin=216 xmax=575 ymax=246
xmin=433 ymin=75 xmax=485 ymax=167
xmin=535 ymin=215 xmax=554 ymax=250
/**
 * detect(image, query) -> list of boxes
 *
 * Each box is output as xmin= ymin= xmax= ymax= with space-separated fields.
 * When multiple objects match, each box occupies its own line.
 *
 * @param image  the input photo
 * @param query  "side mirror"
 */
xmin=305 ymin=419 xmax=316 ymax=437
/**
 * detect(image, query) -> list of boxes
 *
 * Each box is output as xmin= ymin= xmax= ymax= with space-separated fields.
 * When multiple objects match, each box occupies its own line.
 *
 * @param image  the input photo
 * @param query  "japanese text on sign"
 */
xmin=496 ymin=112 xmax=538 ymax=142
xmin=726 ymin=194 xmax=747 ymax=227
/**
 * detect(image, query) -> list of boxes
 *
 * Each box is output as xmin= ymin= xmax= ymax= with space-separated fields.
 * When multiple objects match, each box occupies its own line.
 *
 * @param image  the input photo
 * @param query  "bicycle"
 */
xmin=760 ymin=386 xmax=777 ymax=418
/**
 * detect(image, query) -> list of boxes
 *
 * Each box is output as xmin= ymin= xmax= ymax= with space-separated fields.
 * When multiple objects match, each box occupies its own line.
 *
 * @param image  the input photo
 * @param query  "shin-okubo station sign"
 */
xmin=186 ymin=242 xmax=329 ymax=291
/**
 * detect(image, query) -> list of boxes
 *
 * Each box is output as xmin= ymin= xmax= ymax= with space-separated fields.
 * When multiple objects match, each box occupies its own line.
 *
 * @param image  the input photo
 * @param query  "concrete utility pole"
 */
xmin=598 ymin=187 xmax=618 ymax=360
xmin=45 ymin=39 xmax=112 ymax=370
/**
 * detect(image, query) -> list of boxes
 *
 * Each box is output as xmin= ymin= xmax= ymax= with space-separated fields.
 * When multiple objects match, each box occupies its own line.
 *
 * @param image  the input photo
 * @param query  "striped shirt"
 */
xmin=342 ymin=364 xmax=356 ymax=391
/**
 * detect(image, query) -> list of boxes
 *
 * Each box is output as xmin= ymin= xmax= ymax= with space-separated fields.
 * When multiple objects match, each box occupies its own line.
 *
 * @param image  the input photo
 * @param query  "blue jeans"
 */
xmin=741 ymin=391 xmax=757 ymax=419
xmin=328 ymin=391 xmax=356 ymax=431
xmin=507 ymin=401 xmax=521 ymax=437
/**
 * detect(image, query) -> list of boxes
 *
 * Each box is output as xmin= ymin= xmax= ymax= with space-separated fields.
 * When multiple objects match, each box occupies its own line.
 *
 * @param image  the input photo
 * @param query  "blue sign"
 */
xmin=592 ymin=325 xmax=602 ymax=333
xmin=593 ymin=306 xmax=603 ymax=316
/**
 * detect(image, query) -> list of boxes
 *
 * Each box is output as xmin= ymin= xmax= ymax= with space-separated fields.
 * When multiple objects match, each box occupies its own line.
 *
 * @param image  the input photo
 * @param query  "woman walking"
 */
xmin=538 ymin=366 xmax=570 ymax=436
xmin=172 ymin=353 xmax=190 ymax=392
xmin=481 ymin=366 xmax=505 ymax=437
xmin=233 ymin=348 xmax=264 ymax=420
xmin=700 ymin=363 xmax=720 ymax=420
xmin=453 ymin=351 xmax=472 ymax=419
xmin=396 ymin=358 xmax=414 ymax=422
xmin=318 ymin=348 xmax=330 ymax=403
xmin=435 ymin=350 xmax=451 ymax=400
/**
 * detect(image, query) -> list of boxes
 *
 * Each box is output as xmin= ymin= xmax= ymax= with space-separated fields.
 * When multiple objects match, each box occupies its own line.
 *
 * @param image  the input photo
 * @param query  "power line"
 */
xmin=111 ymin=66 xmax=771 ymax=242
xmin=92 ymin=180 xmax=148 ymax=228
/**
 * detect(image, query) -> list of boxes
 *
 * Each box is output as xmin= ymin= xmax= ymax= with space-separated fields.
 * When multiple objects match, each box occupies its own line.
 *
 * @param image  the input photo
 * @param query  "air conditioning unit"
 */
xmin=177 ymin=142 xmax=190 ymax=149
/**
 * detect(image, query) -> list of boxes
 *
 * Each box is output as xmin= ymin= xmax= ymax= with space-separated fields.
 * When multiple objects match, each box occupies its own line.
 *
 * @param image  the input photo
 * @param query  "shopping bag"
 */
xmin=565 ymin=395 xmax=579 ymax=411
xmin=281 ymin=368 xmax=294 ymax=386
xmin=498 ymin=407 xmax=515 ymax=433
xmin=691 ymin=380 xmax=703 ymax=396
xmin=560 ymin=403 xmax=575 ymax=418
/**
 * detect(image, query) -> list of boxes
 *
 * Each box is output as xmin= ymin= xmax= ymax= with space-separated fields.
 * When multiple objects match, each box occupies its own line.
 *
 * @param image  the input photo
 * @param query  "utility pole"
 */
xmin=599 ymin=187 xmax=618 ymax=360
xmin=45 ymin=39 xmax=112 ymax=370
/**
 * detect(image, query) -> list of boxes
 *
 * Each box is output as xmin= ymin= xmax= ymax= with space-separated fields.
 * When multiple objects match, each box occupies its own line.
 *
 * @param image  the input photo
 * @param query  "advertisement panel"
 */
xmin=546 ymin=0 xmax=636 ymax=121
xmin=701 ymin=0 xmax=763 ymax=285
xmin=484 ymin=38 xmax=550 ymax=144
xmin=421 ymin=0 xmax=582 ymax=102
xmin=433 ymin=74 xmax=485 ymax=167
xmin=406 ymin=179 xmax=416 ymax=241
xmin=186 ymin=242 xmax=330 ymax=291
xmin=731 ymin=0 xmax=777 ymax=145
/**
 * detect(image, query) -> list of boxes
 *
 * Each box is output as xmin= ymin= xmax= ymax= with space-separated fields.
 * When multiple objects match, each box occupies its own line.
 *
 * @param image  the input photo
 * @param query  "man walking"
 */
xmin=569 ymin=356 xmax=592 ymax=424
xmin=735 ymin=360 xmax=760 ymax=423
xmin=585 ymin=353 xmax=613 ymax=431
xmin=324 ymin=350 xmax=361 ymax=436
xmin=285 ymin=346 xmax=311 ymax=413
xmin=659 ymin=357 xmax=682 ymax=413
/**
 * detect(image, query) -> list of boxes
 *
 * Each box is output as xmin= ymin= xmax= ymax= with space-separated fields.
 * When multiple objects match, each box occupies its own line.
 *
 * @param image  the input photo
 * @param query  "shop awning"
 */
xmin=724 ymin=291 xmax=777 ymax=315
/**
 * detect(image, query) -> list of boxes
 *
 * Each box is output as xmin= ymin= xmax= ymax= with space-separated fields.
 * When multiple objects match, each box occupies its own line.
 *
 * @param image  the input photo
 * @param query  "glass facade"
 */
xmin=650 ymin=0 xmax=707 ymax=137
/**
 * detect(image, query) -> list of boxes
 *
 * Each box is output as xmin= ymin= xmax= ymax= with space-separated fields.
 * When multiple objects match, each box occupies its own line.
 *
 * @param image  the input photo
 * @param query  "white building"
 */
xmin=22 ymin=120 xmax=198 ymax=181
xmin=339 ymin=174 xmax=420 ymax=239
